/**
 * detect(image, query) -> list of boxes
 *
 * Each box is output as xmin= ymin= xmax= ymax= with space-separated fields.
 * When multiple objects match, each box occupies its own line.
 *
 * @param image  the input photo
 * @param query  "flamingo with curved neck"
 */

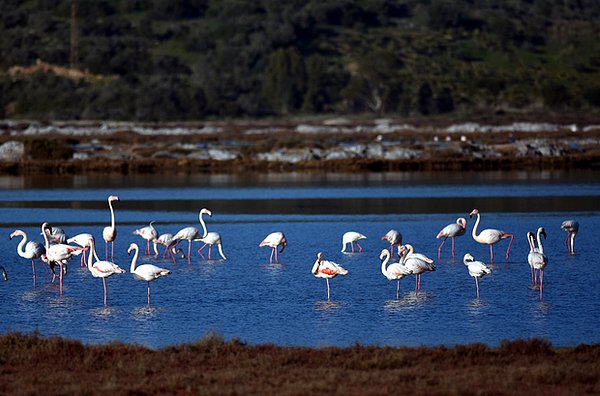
xmin=311 ymin=252 xmax=348 ymax=301
xmin=102 ymin=195 xmax=120 ymax=261
xmin=469 ymin=209 xmax=514 ymax=262
xmin=436 ymin=217 xmax=467 ymax=259
xmin=128 ymin=243 xmax=171 ymax=305
xmin=260 ymin=232 xmax=287 ymax=264
xmin=10 ymin=229 xmax=45 ymax=286
xmin=195 ymin=208 xmax=227 ymax=260
xmin=380 ymin=249 xmax=411 ymax=299
xmin=399 ymin=244 xmax=435 ymax=291
xmin=41 ymin=222 xmax=83 ymax=294
xmin=87 ymin=237 xmax=125 ymax=306
xmin=561 ymin=220 xmax=579 ymax=254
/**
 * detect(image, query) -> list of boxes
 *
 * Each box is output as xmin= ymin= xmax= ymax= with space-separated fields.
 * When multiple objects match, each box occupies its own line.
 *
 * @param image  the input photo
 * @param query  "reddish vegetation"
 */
xmin=0 ymin=332 xmax=598 ymax=395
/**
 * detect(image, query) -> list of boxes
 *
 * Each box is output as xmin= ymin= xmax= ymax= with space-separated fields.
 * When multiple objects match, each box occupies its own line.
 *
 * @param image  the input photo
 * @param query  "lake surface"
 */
xmin=0 ymin=170 xmax=599 ymax=349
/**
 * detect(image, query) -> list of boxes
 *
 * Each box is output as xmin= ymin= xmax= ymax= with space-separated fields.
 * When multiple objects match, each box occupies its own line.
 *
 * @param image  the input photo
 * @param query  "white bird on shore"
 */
xmin=341 ymin=231 xmax=367 ymax=253
xmin=463 ymin=253 xmax=492 ymax=298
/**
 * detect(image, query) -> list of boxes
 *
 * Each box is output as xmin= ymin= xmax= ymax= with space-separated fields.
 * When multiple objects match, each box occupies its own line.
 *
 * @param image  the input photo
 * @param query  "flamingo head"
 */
xmin=538 ymin=227 xmax=547 ymax=240
xmin=379 ymin=249 xmax=390 ymax=262
xmin=469 ymin=209 xmax=479 ymax=218
xmin=9 ymin=230 xmax=23 ymax=240
xmin=457 ymin=217 xmax=467 ymax=229
xmin=316 ymin=252 xmax=324 ymax=262
xmin=200 ymin=208 xmax=212 ymax=217
xmin=463 ymin=253 xmax=474 ymax=264
xmin=127 ymin=243 xmax=137 ymax=255
xmin=279 ymin=238 xmax=287 ymax=253
xmin=108 ymin=195 xmax=119 ymax=202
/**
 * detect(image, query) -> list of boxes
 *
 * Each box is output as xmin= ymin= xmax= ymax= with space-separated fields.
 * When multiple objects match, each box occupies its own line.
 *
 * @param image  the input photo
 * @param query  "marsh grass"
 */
xmin=0 ymin=332 xmax=598 ymax=395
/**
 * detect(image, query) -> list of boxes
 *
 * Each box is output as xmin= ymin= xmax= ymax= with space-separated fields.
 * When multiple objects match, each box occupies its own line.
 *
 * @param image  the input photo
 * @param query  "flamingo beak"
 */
xmin=541 ymin=230 xmax=547 ymax=239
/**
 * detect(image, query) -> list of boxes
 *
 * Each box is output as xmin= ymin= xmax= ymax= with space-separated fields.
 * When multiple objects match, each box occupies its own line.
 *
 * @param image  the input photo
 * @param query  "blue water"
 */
xmin=0 ymin=171 xmax=599 ymax=349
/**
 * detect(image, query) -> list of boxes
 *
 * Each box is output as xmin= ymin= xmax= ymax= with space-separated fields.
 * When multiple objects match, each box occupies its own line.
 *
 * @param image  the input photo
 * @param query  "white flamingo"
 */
xmin=528 ymin=230 xmax=548 ymax=300
xmin=128 ymin=243 xmax=171 ymax=305
xmin=10 ymin=229 xmax=46 ymax=286
xmin=399 ymin=244 xmax=435 ymax=291
xmin=41 ymin=222 xmax=83 ymax=294
xmin=195 ymin=208 xmax=227 ymax=260
xmin=463 ymin=253 xmax=492 ymax=298
xmin=526 ymin=231 xmax=538 ymax=285
xmin=259 ymin=231 xmax=287 ymax=264
xmin=86 ymin=237 xmax=125 ymax=306
xmin=380 ymin=249 xmax=411 ymax=299
xmin=102 ymin=195 xmax=120 ymax=261
xmin=133 ymin=221 xmax=158 ymax=255
xmin=341 ymin=231 xmax=367 ymax=253
xmin=67 ymin=233 xmax=94 ymax=266
xmin=436 ymin=217 xmax=467 ymax=258
xmin=43 ymin=225 xmax=67 ymax=244
xmin=153 ymin=233 xmax=184 ymax=263
xmin=311 ymin=252 xmax=348 ymax=301
xmin=173 ymin=225 xmax=200 ymax=264
xmin=381 ymin=229 xmax=402 ymax=255
xmin=561 ymin=220 xmax=579 ymax=254
xmin=469 ymin=209 xmax=514 ymax=262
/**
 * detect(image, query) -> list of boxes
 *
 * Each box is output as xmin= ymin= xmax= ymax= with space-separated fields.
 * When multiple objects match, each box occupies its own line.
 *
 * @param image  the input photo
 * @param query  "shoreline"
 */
xmin=0 ymin=332 xmax=598 ymax=395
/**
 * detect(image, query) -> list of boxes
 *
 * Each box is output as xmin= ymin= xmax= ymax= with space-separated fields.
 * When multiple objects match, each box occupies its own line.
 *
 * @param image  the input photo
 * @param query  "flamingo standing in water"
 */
xmin=153 ymin=233 xmax=184 ymax=263
xmin=341 ymin=231 xmax=367 ymax=253
xmin=380 ymin=249 xmax=411 ymax=299
xmin=173 ymin=225 xmax=200 ymax=264
xmin=133 ymin=221 xmax=158 ymax=255
xmin=43 ymin=226 xmax=67 ymax=244
xmin=469 ymin=209 xmax=514 ymax=262
xmin=41 ymin=222 xmax=83 ymax=294
xmin=381 ymin=229 xmax=402 ymax=255
xmin=86 ymin=237 xmax=125 ymax=306
xmin=102 ymin=195 xmax=120 ymax=261
xmin=195 ymin=208 xmax=227 ymax=260
xmin=561 ymin=220 xmax=579 ymax=254
xmin=259 ymin=231 xmax=287 ymax=264
xmin=10 ymin=229 xmax=45 ymax=286
xmin=528 ymin=230 xmax=548 ymax=300
xmin=526 ymin=231 xmax=538 ymax=285
xmin=463 ymin=253 xmax=492 ymax=298
xmin=399 ymin=244 xmax=435 ymax=291
xmin=311 ymin=252 xmax=348 ymax=301
xmin=436 ymin=217 xmax=467 ymax=258
xmin=128 ymin=243 xmax=171 ymax=305
xmin=67 ymin=233 xmax=94 ymax=266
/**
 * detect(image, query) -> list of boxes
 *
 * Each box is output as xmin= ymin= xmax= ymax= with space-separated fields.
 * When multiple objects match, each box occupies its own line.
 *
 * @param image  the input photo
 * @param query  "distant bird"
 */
xmin=102 ymin=195 xmax=120 ymax=261
xmin=10 ymin=229 xmax=45 ymax=286
xmin=463 ymin=253 xmax=492 ymax=298
xmin=528 ymin=230 xmax=548 ymax=300
xmin=260 ymin=231 xmax=287 ymax=264
xmin=561 ymin=220 xmax=579 ymax=254
xmin=195 ymin=208 xmax=227 ymax=260
xmin=341 ymin=231 xmax=367 ymax=253
xmin=133 ymin=221 xmax=158 ymax=255
xmin=380 ymin=249 xmax=411 ymax=299
xmin=311 ymin=252 xmax=348 ymax=301
xmin=128 ymin=243 xmax=171 ymax=305
xmin=469 ymin=209 xmax=514 ymax=262
xmin=67 ymin=233 xmax=94 ymax=266
xmin=436 ymin=217 xmax=467 ymax=258
xmin=0 ymin=266 xmax=6 ymax=281
xmin=153 ymin=233 xmax=184 ymax=263
xmin=41 ymin=222 xmax=83 ymax=294
xmin=399 ymin=244 xmax=435 ymax=291
xmin=86 ymin=237 xmax=125 ymax=306
xmin=381 ymin=229 xmax=402 ymax=255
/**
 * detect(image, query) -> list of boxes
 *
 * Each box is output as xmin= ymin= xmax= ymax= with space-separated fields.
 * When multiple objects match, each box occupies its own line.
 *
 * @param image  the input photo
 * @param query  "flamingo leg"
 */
xmin=147 ymin=281 xmax=151 ymax=306
xmin=187 ymin=240 xmax=192 ymax=264
xmin=489 ymin=244 xmax=494 ymax=262
xmin=475 ymin=277 xmax=480 ymax=298
xmin=570 ymin=234 xmax=575 ymax=254
xmin=396 ymin=280 xmax=400 ymax=299
xmin=208 ymin=245 xmax=213 ymax=260
xmin=351 ymin=243 xmax=355 ymax=253
xmin=437 ymin=238 xmax=446 ymax=259
xmin=105 ymin=242 xmax=109 ymax=261
xmin=505 ymin=234 xmax=514 ymax=260
xmin=539 ymin=270 xmax=544 ymax=301
xmin=357 ymin=242 xmax=363 ymax=252
xmin=326 ymin=278 xmax=330 ymax=301
xmin=198 ymin=243 xmax=208 ymax=259
xmin=103 ymin=278 xmax=107 ymax=305
xmin=31 ymin=259 xmax=36 ymax=288
xmin=59 ymin=263 xmax=63 ymax=295
xmin=451 ymin=237 xmax=456 ymax=257
xmin=274 ymin=247 xmax=279 ymax=263
xmin=111 ymin=241 xmax=115 ymax=262
xmin=268 ymin=248 xmax=274 ymax=264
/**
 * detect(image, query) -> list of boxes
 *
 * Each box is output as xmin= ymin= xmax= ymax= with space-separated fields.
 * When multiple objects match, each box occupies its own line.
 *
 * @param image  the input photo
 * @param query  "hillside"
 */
xmin=1 ymin=0 xmax=600 ymax=121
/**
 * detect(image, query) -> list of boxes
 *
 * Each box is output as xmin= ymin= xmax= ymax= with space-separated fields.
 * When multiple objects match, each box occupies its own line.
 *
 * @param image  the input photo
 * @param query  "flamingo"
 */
xmin=153 ymin=233 xmax=184 ymax=263
xmin=561 ymin=220 xmax=579 ymax=254
xmin=311 ymin=252 xmax=348 ymax=301
xmin=86 ymin=237 xmax=125 ymax=306
xmin=195 ymin=208 xmax=227 ymax=260
xmin=436 ymin=217 xmax=467 ymax=258
xmin=259 ymin=231 xmax=287 ymax=264
xmin=102 ymin=195 xmax=120 ymax=261
xmin=133 ymin=221 xmax=158 ymax=255
xmin=526 ymin=231 xmax=537 ymax=285
xmin=380 ymin=249 xmax=411 ymax=299
xmin=0 ymin=266 xmax=6 ymax=281
xmin=67 ymin=233 xmax=94 ymax=266
xmin=341 ymin=231 xmax=367 ymax=253
xmin=381 ymin=229 xmax=402 ymax=255
xmin=41 ymin=222 xmax=83 ymax=294
xmin=528 ymin=231 xmax=548 ymax=300
xmin=463 ymin=253 xmax=492 ymax=298
xmin=128 ymin=243 xmax=171 ymax=305
xmin=173 ymin=225 xmax=200 ymax=264
xmin=399 ymin=244 xmax=435 ymax=291
xmin=43 ymin=225 xmax=67 ymax=244
xmin=469 ymin=209 xmax=514 ymax=262
xmin=10 ymin=229 xmax=46 ymax=286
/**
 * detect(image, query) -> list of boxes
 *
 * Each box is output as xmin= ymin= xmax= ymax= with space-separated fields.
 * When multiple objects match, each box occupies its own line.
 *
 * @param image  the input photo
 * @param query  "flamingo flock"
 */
xmin=6 ymin=197 xmax=580 ymax=305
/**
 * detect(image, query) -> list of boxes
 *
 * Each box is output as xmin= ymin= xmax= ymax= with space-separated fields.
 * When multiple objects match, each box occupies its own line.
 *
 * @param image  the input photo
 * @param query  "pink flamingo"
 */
xmin=10 ymin=229 xmax=46 ymax=286
xmin=102 ymin=195 xmax=120 ymax=261
xmin=260 ymin=231 xmax=287 ymax=264
xmin=195 ymin=209 xmax=227 ymax=260
xmin=561 ymin=220 xmax=579 ymax=254
xmin=341 ymin=231 xmax=367 ymax=253
xmin=380 ymin=249 xmax=411 ymax=299
xmin=399 ymin=244 xmax=435 ymax=291
xmin=128 ymin=243 xmax=171 ymax=305
xmin=67 ymin=233 xmax=94 ymax=266
xmin=173 ymin=226 xmax=199 ymax=264
xmin=41 ymin=222 xmax=83 ymax=294
xmin=86 ymin=237 xmax=125 ymax=306
xmin=133 ymin=221 xmax=158 ymax=255
xmin=381 ymin=229 xmax=402 ymax=255
xmin=436 ymin=217 xmax=467 ymax=258
xmin=463 ymin=253 xmax=492 ymax=298
xmin=311 ymin=252 xmax=348 ymax=301
xmin=469 ymin=209 xmax=514 ymax=262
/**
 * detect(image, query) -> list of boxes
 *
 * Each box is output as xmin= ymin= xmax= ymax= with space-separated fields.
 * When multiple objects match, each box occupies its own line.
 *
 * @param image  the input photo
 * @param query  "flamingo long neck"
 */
xmin=87 ymin=240 xmax=97 ymax=270
xmin=471 ymin=212 xmax=481 ymax=239
xmin=41 ymin=224 xmax=50 ymax=250
xmin=130 ymin=246 xmax=139 ymax=273
xmin=536 ymin=231 xmax=545 ymax=254
xmin=199 ymin=212 xmax=208 ymax=238
xmin=15 ymin=232 xmax=27 ymax=258
xmin=527 ymin=234 xmax=535 ymax=253
xmin=381 ymin=252 xmax=390 ymax=277
xmin=108 ymin=199 xmax=116 ymax=229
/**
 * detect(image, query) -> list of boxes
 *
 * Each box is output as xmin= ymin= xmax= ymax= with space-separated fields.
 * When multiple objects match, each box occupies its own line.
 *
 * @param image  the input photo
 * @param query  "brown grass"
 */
xmin=0 ymin=332 xmax=598 ymax=395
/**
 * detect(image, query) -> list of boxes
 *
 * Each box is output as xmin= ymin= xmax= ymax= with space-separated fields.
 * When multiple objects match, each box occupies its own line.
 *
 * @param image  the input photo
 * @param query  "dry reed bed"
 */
xmin=0 ymin=332 xmax=598 ymax=395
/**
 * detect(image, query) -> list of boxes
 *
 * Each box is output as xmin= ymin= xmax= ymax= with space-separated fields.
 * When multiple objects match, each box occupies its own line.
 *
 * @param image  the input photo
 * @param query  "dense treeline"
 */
xmin=1 ymin=0 xmax=600 ymax=120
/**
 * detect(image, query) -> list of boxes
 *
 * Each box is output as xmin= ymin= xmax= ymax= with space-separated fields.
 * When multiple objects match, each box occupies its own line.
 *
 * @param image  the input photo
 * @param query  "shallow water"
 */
xmin=0 ymin=171 xmax=599 ymax=349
